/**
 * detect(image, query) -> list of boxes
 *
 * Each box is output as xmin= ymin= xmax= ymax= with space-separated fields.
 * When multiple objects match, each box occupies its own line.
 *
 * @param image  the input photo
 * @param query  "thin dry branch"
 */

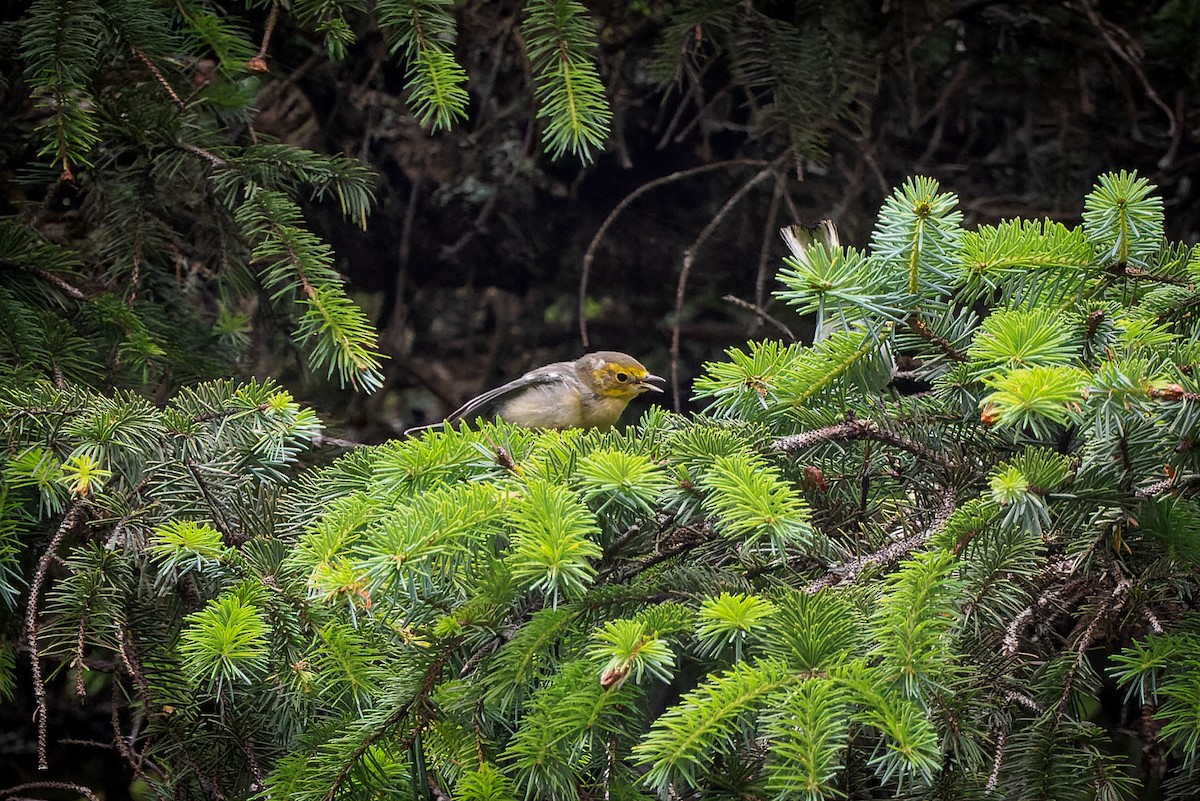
xmin=669 ymin=161 xmax=779 ymax=407
xmin=134 ymin=48 xmax=183 ymax=108
xmin=6 ymin=260 xmax=87 ymax=300
xmin=0 ymin=782 xmax=100 ymax=801
xmin=579 ymin=159 xmax=768 ymax=348
xmin=721 ymin=294 xmax=795 ymax=341
xmin=1080 ymin=0 xmax=1178 ymax=164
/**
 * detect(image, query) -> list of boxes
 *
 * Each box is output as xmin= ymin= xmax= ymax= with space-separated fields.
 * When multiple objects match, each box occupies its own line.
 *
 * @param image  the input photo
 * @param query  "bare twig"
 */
xmin=1003 ymin=559 xmax=1091 ymax=657
xmin=247 ymin=2 xmax=281 ymax=71
xmin=312 ymin=433 xmax=365 ymax=449
xmin=607 ymin=534 xmax=708 ymax=585
xmin=324 ymin=647 xmax=457 ymax=801
xmin=908 ymin=316 xmax=968 ymax=363
xmin=185 ymin=459 xmax=243 ymax=546
xmin=134 ymin=48 xmax=183 ymax=108
xmin=1135 ymin=473 xmax=1200 ymax=498
xmin=670 ymin=162 xmax=779 ymax=408
xmin=986 ymin=729 xmax=1008 ymax=792
xmin=5 ymin=260 xmax=87 ymax=300
xmin=177 ymin=143 xmax=228 ymax=170
xmin=754 ymin=177 xmax=785 ymax=313
xmin=0 ymin=782 xmax=100 ymax=801
xmin=579 ymin=159 xmax=768 ymax=348
xmin=721 ymin=294 xmax=795 ymax=341
xmin=1080 ymin=0 xmax=1178 ymax=164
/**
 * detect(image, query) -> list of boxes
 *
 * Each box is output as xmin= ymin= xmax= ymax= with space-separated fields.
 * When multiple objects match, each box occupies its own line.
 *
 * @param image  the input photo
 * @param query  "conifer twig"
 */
xmin=754 ymin=177 xmax=785 ymax=312
xmin=774 ymin=417 xmax=957 ymax=472
xmin=0 ymin=782 xmax=100 ymax=801
xmin=7 ymin=260 xmax=87 ymax=300
xmin=324 ymin=647 xmax=457 ymax=800
xmin=908 ymin=316 xmax=968 ymax=362
xmin=134 ymin=48 xmax=184 ymax=108
xmin=805 ymin=491 xmax=955 ymax=593
xmin=25 ymin=498 xmax=89 ymax=770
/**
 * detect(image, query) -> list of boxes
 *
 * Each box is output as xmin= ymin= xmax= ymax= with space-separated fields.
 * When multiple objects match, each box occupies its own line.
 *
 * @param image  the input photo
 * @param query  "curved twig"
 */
xmin=669 ymin=160 xmax=780 ymax=408
xmin=578 ymin=159 xmax=768 ymax=348
xmin=773 ymin=417 xmax=958 ymax=472
xmin=721 ymin=294 xmax=794 ymax=341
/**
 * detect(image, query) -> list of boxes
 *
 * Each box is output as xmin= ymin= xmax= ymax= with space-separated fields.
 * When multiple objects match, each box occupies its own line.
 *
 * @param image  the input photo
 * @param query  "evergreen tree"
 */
xmin=4 ymin=171 xmax=1200 ymax=799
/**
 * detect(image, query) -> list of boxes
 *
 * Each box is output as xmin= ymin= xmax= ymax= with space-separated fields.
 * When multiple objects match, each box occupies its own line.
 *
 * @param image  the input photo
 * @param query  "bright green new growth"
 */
xmin=5 ymin=172 xmax=1200 ymax=800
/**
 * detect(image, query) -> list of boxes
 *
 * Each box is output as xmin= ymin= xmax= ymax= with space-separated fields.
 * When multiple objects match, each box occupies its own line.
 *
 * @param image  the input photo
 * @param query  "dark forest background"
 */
xmin=6 ymin=1 xmax=1195 ymax=441
xmin=227 ymin=0 xmax=1200 ymax=439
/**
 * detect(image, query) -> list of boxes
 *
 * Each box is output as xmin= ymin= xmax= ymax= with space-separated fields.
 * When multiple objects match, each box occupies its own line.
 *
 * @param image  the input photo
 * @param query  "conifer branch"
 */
xmin=908 ymin=315 xmax=967 ymax=362
xmin=6 ymin=260 xmax=87 ymax=300
xmin=805 ymin=491 xmax=955 ymax=592
xmin=323 ymin=646 xmax=457 ymax=801
xmin=774 ymin=417 xmax=957 ymax=472
xmin=185 ymin=459 xmax=243 ymax=546
xmin=24 ymin=498 xmax=89 ymax=770
xmin=134 ymin=48 xmax=183 ymax=108
xmin=0 ymin=781 xmax=100 ymax=801
xmin=253 ymin=2 xmax=281 ymax=64
xmin=605 ymin=523 xmax=712 ymax=585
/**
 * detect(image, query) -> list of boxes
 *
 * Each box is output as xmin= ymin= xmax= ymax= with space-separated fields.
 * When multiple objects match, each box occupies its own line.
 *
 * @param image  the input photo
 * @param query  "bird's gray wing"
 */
xmin=445 ymin=362 xmax=574 ymax=423
xmin=404 ymin=361 xmax=575 ymax=436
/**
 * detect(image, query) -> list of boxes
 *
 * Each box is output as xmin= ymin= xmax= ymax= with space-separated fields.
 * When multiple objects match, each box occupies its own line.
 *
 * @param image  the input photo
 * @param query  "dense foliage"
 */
xmin=2 ymin=0 xmax=1199 ymax=799
xmin=4 ymin=172 xmax=1200 ymax=800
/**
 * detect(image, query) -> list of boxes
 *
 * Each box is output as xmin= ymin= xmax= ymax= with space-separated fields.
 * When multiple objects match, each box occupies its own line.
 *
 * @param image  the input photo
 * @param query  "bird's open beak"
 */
xmin=638 ymin=374 xmax=665 ymax=393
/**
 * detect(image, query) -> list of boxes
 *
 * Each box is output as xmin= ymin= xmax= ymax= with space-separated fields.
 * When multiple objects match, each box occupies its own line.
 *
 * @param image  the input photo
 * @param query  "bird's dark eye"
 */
xmin=616 ymin=372 xmax=629 ymax=383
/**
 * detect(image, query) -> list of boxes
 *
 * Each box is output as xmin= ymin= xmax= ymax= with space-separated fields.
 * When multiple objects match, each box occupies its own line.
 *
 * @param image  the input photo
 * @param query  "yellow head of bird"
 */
xmin=578 ymin=351 xmax=665 ymax=400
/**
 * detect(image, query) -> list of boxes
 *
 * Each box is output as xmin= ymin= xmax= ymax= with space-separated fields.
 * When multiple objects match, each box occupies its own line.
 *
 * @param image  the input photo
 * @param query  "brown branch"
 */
xmin=246 ymin=2 xmax=280 ymax=72
xmin=607 ymin=534 xmax=708 ymax=586
xmin=75 ymin=616 xmax=87 ymax=698
xmin=908 ymin=316 xmax=968 ymax=363
xmin=134 ymin=48 xmax=183 ymax=108
xmin=670 ymin=161 xmax=779 ymax=408
xmin=1003 ymin=560 xmax=1091 ymax=657
xmin=324 ymin=647 xmax=457 ymax=801
xmin=5 ymin=260 xmax=87 ymax=300
xmin=1118 ymin=266 xmax=1193 ymax=286
xmin=773 ymin=417 xmax=957 ymax=472
xmin=1056 ymin=575 xmax=1131 ymax=714
xmin=1134 ymin=473 xmax=1200 ymax=498
xmin=578 ymin=159 xmax=769 ymax=348
xmin=1080 ymin=0 xmax=1178 ymax=163
xmin=185 ymin=459 xmax=244 ymax=546
xmin=805 ymin=491 xmax=956 ymax=593
xmin=177 ymin=142 xmax=228 ymax=169
xmin=0 ymin=782 xmax=100 ymax=801
xmin=25 ymin=499 xmax=89 ymax=770
xmin=986 ymin=729 xmax=1008 ymax=793
xmin=722 ymin=294 xmax=795 ymax=341
xmin=754 ymin=177 xmax=785 ymax=313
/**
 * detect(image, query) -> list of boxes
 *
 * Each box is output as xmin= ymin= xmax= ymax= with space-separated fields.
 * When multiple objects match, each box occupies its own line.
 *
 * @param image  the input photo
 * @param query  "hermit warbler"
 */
xmin=411 ymin=351 xmax=663 ymax=432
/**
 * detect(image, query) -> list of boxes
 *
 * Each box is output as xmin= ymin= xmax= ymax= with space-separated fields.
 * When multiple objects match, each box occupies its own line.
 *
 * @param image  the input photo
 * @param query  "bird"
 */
xmin=409 ymin=351 xmax=663 ymax=433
